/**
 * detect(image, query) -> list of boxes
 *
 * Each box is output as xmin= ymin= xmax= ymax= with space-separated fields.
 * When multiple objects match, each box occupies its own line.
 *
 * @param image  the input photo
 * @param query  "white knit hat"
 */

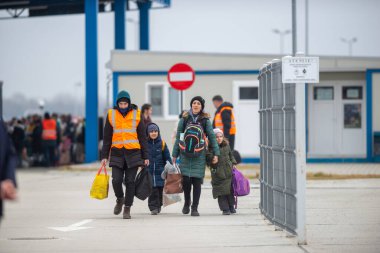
xmin=213 ymin=128 xmax=224 ymax=136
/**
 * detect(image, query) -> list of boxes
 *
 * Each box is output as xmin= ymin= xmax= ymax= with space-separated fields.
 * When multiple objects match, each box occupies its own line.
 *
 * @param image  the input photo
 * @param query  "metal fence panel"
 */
xmin=285 ymin=151 xmax=297 ymax=194
xmin=273 ymin=151 xmax=285 ymax=189
xmin=258 ymin=58 xmax=305 ymax=240
xmin=285 ymin=194 xmax=297 ymax=231
xmin=272 ymin=111 xmax=284 ymax=149
xmin=274 ymin=190 xmax=285 ymax=225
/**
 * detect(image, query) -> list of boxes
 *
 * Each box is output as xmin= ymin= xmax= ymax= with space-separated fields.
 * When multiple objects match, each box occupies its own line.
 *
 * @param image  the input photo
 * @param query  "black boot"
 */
xmin=182 ymin=204 xmax=190 ymax=214
xmin=114 ymin=198 xmax=124 ymax=215
xmin=123 ymin=206 xmax=131 ymax=219
xmin=191 ymin=207 xmax=200 ymax=217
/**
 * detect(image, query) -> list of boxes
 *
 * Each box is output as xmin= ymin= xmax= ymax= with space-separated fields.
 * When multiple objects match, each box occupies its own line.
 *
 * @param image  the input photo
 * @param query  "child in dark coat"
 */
xmin=207 ymin=128 xmax=237 ymax=215
xmin=146 ymin=123 xmax=172 ymax=215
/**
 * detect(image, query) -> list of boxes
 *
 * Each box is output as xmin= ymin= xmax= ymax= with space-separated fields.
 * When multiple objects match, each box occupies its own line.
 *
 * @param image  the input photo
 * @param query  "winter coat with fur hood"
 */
xmin=206 ymin=138 xmax=237 ymax=199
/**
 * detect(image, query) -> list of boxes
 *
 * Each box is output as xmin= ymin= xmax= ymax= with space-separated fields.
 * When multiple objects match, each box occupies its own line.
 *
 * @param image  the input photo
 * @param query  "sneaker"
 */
xmin=222 ymin=210 xmax=231 ymax=215
xmin=114 ymin=198 xmax=124 ymax=215
xmin=182 ymin=205 xmax=190 ymax=215
xmin=230 ymin=207 xmax=236 ymax=214
xmin=151 ymin=209 xmax=159 ymax=215
xmin=191 ymin=208 xmax=200 ymax=217
xmin=123 ymin=206 xmax=131 ymax=219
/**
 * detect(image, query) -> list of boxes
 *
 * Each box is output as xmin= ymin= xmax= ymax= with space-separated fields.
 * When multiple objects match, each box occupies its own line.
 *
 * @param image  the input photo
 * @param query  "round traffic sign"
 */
xmin=167 ymin=63 xmax=195 ymax=91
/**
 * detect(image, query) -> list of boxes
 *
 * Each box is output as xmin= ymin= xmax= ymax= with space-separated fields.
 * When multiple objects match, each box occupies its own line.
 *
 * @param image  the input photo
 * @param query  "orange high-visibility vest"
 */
xmin=214 ymin=106 xmax=236 ymax=135
xmin=42 ymin=119 xmax=57 ymax=140
xmin=108 ymin=109 xmax=141 ymax=150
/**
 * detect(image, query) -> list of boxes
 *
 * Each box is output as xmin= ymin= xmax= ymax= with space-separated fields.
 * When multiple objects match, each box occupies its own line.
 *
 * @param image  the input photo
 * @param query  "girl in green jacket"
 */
xmin=207 ymin=128 xmax=237 ymax=215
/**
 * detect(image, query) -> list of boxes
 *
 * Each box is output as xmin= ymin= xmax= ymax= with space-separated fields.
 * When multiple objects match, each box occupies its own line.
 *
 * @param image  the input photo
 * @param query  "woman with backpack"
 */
xmin=172 ymin=96 xmax=220 ymax=216
xmin=207 ymin=128 xmax=237 ymax=215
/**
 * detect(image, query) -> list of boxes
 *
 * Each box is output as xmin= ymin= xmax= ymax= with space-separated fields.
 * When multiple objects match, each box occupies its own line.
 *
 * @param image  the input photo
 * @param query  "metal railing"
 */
xmin=258 ymin=57 xmax=306 ymax=244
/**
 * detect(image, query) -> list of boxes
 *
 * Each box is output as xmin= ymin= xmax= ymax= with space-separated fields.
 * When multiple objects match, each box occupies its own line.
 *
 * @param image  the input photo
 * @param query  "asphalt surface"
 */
xmin=0 ymin=169 xmax=379 ymax=253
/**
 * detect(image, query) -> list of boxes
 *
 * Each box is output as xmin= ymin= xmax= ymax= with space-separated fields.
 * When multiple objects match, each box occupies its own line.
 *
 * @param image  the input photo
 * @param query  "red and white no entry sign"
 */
xmin=167 ymin=63 xmax=195 ymax=91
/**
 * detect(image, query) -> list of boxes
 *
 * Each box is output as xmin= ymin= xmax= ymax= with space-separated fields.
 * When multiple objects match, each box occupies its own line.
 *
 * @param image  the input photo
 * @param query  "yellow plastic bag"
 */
xmin=90 ymin=165 xmax=110 ymax=200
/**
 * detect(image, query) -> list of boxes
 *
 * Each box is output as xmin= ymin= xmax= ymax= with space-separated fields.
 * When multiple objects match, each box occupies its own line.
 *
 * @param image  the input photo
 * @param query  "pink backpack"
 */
xmin=232 ymin=166 xmax=250 ymax=208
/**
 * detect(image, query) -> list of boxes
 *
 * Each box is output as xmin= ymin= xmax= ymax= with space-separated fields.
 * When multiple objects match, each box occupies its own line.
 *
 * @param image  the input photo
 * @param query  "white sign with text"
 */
xmin=282 ymin=57 xmax=319 ymax=83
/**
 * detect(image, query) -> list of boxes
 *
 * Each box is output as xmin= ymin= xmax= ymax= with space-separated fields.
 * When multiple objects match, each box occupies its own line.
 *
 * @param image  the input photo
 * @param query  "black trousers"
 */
xmin=112 ymin=163 xmax=138 ymax=207
xmin=148 ymin=186 xmax=163 ymax=211
xmin=228 ymin=135 xmax=235 ymax=151
xmin=43 ymin=140 xmax=56 ymax=167
xmin=217 ymin=192 xmax=235 ymax=211
xmin=182 ymin=176 xmax=202 ymax=209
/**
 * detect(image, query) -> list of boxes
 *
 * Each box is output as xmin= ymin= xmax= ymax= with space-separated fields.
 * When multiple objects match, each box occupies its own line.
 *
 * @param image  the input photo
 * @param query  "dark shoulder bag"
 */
xmin=135 ymin=167 xmax=153 ymax=200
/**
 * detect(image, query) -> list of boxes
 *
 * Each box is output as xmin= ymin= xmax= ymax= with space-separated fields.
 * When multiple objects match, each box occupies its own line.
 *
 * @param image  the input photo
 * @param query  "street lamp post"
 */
xmin=272 ymin=29 xmax=292 ymax=55
xmin=340 ymin=37 xmax=357 ymax=56
xmin=38 ymin=99 xmax=45 ymax=116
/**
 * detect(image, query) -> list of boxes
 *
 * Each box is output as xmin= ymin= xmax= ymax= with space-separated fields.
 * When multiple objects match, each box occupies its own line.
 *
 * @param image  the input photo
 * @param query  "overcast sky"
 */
xmin=0 ymin=0 xmax=379 ymax=117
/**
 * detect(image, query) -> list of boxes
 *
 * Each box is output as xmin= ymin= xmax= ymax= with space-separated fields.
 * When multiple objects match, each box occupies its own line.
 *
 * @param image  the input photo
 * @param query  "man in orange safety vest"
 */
xmin=42 ymin=112 xmax=57 ymax=167
xmin=212 ymin=95 xmax=237 ymax=150
xmin=101 ymin=90 xmax=149 ymax=219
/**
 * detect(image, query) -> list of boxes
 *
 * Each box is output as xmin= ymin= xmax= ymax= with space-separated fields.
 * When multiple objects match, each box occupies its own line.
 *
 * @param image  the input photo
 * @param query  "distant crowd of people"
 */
xmin=4 ymin=113 xmax=85 ymax=168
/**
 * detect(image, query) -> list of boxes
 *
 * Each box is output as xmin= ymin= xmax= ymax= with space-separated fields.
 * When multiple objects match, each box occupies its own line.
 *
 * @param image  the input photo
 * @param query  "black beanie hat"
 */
xmin=190 ymin=96 xmax=205 ymax=110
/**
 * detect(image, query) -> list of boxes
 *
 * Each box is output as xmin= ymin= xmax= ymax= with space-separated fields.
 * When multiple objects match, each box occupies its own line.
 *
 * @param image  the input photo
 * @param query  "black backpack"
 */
xmin=179 ymin=117 xmax=208 ymax=158
xmin=232 ymin=150 xmax=242 ymax=164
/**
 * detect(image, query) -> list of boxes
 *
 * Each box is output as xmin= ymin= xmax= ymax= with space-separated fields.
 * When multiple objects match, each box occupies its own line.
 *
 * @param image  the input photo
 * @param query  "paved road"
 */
xmin=0 ymin=169 xmax=379 ymax=253
xmin=304 ymin=179 xmax=380 ymax=253
xmin=306 ymin=163 xmax=380 ymax=175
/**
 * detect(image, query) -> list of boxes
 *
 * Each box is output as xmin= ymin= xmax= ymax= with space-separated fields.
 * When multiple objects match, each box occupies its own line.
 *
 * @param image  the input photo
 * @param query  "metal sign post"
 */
xmin=180 ymin=90 xmax=184 ymax=113
xmin=295 ymin=74 xmax=307 ymax=245
xmin=167 ymin=63 xmax=195 ymax=114
xmin=283 ymin=53 xmax=319 ymax=245
xmin=292 ymin=0 xmax=297 ymax=56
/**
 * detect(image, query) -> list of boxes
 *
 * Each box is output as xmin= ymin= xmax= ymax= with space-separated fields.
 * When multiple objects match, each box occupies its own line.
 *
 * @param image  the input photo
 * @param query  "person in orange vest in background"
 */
xmin=212 ymin=95 xmax=237 ymax=150
xmin=101 ymin=90 xmax=149 ymax=219
xmin=42 ymin=112 xmax=57 ymax=167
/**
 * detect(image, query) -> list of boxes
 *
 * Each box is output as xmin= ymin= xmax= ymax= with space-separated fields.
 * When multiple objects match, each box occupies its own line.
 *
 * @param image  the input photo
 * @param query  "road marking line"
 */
xmin=48 ymin=219 xmax=93 ymax=232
